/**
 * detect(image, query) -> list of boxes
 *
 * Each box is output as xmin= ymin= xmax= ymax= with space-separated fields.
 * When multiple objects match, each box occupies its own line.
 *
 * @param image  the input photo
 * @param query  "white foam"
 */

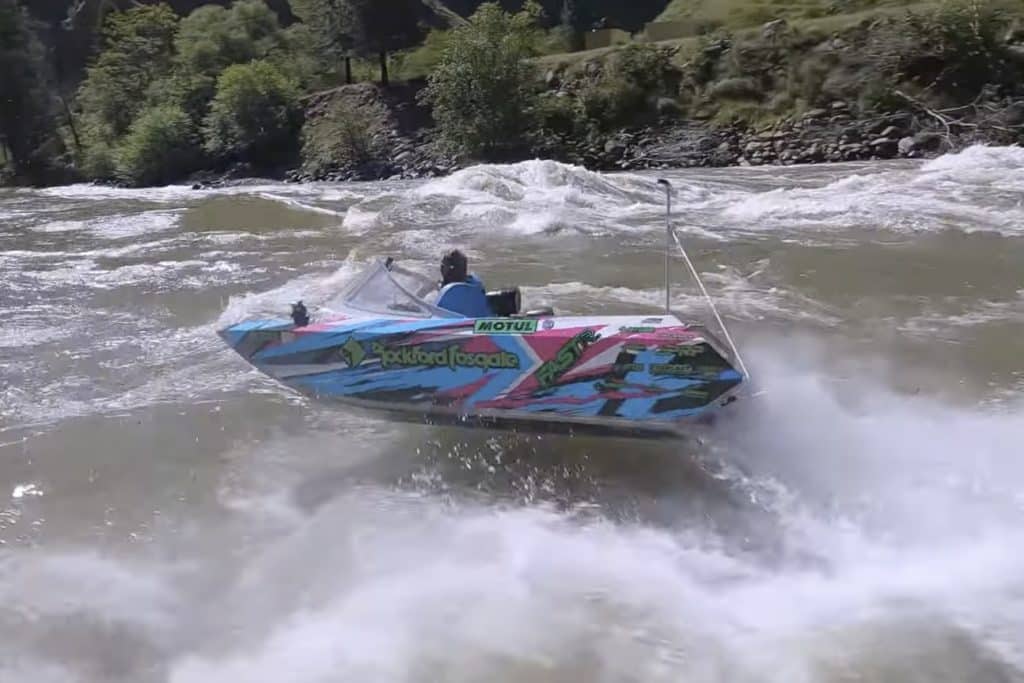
xmin=216 ymin=258 xmax=365 ymax=326
xmin=715 ymin=145 xmax=1024 ymax=237
xmin=30 ymin=210 xmax=182 ymax=240
xmin=526 ymin=275 xmax=841 ymax=325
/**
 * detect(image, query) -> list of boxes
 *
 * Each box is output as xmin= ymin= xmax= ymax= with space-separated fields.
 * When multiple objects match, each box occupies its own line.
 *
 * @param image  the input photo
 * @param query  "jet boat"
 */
xmin=218 ymin=180 xmax=750 ymax=439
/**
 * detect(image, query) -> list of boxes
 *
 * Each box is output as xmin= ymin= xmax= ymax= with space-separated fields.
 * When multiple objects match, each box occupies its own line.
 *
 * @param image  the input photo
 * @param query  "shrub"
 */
xmin=534 ymin=93 xmax=582 ymax=137
xmin=422 ymin=2 xmax=542 ymax=158
xmin=116 ymin=105 xmax=199 ymax=186
xmin=578 ymin=43 xmax=683 ymax=130
xmin=202 ymin=60 xmax=302 ymax=166
xmin=608 ymin=43 xmax=681 ymax=97
xmin=787 ymin=52 xmax=838 ymax=105
xmin=79 ymin=143 xmax=117 ymax=181
xmin=866 ymin=0 xmax=1016 ymax=97
xmin=579 ymin=79 xmax=648 ymax=129
xmin=300 ymin=95 xmax=387 ymax=176
xmin=708 ymin=76 xmax=762 ymax=100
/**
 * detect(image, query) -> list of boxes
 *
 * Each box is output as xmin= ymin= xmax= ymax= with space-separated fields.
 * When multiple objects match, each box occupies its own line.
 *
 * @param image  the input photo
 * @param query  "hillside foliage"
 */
xmin=4 ymin=0 xmax=1024 ymax=187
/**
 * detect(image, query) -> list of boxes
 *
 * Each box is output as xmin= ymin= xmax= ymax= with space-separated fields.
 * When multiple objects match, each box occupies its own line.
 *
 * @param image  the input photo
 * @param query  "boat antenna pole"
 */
xmin=658 ymin=179 xmax=672 ymax=313
xmin=656 ymin=178 xmax=750 ymax=381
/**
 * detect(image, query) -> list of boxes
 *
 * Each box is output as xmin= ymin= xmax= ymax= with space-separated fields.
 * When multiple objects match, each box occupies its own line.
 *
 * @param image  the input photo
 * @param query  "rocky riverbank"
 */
xmin=269 ymin=83 xmax=1022 ymax=188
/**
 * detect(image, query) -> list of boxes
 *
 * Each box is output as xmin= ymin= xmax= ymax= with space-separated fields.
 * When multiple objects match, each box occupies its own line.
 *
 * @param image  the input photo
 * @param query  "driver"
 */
xmin=440 ymin=249 xmax=486 ymax=289
xmin=437 ymin=249 xmax=491 ymax=317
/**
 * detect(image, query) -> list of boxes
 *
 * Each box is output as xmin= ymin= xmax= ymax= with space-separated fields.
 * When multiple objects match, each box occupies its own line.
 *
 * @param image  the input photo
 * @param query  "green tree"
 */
xmin=0 ymin=0 xmax=63 ymax=184
xmin=202 ymin=59 xmax=302 ymax=166
xmin=289 ymin=0 xmax=355 ymax=83
xmin=115 ymin=104 xmax=199 ymax=186
xmin=162 ymin=0 xmax=286 ymax=125
xmin=75 ymin=4 xmax=179 ymax=145
xmin=423 ymin=2 xmax=541 ymax=158
xmin=344 ymin=0 xmax=427 ymax=86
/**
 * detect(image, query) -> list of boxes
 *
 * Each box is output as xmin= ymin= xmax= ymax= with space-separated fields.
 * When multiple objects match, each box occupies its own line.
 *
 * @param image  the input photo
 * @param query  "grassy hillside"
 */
xmin=654 ymin=0 xmax=928 ymax=27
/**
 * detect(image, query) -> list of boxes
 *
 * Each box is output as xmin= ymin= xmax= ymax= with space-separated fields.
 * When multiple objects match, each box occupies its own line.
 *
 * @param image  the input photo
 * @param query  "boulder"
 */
xmin=912 ymin=131 xmax=946 ymax=153
xmin=1000 ymin=100 xmax=1024 ymax=126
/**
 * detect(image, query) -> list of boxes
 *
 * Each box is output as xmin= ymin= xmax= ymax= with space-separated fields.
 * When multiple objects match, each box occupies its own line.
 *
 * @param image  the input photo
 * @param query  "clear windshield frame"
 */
xmin=337 ymin=260 xmax=458 ymax=318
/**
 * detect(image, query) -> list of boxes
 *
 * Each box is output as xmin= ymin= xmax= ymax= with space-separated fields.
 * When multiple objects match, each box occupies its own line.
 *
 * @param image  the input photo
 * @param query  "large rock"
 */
xmin=1000 ymin=101 xmax=1024 ymax=126
xmin=912 ymin=131 xmax=946 ymax=153
xmin=603 ymin=139 xmax=627 ymax=158
xmin=868 ymin=137 xmax=898 ymax=157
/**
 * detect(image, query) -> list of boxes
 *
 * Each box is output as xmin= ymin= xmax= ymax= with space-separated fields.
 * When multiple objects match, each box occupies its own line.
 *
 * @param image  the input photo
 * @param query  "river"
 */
xmin=1 ymin=146 xmax=1023 ymax=682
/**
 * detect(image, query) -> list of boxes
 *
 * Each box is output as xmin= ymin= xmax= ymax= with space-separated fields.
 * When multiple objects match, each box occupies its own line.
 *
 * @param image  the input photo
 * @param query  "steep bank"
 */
xmin=287 ymin=82 xmax=1023 ymax=185
xmin=287 ymin=9 xmax=1024 ymax=183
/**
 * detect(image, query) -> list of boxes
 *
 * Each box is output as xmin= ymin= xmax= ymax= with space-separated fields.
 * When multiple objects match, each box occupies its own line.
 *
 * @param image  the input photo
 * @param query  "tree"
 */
xmin=289 ymin=0 xmax=355 ymax=83
xmin=164 ymin=0 xmax=286 ymax=124
xmin=0 ymin=0 xmax=63 ymax=184
xmin=344 ymin=0 xmax=427 ymax=86
xmin=202 ymin=59 xmax=302 ymax=166
xmin=75 ymin=4 xmax=179 ymax=145
xmin=422 ymin=2 xmax=541 ymax=158
xmin=115 ymin=104 xmax=199 ymax=185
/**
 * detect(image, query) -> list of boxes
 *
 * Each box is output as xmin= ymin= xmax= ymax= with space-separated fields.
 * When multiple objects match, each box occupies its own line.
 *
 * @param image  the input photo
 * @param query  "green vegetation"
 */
xmin=0 ymin=0 xmax=64 ymax=185
xmin=203 ymin=60 xmax=302 ymax=165
xmin=4 ymin=0 xmax=1024 ymax=186
xmin=655 ymin=0 xmax=919 ymax=27
xmin=301 ymin=93 xmax=389 ymax=177
xmin=577 ymin=43 xmax=682 ymax=130
xmin=76 ymin=5 xmax=180 ymax=147
xmin=69 ymin=0 xmax=308 ymax=185
xmin=290 ymin=0 xmax=429 ymax=85
xmin=423 ymin=2 xmax=543 ymax=158
xmin=116 ymin=105 xmax=199 ymax=186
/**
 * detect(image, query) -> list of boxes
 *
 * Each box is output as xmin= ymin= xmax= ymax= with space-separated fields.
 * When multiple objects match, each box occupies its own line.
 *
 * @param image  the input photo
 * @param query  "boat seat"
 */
xmin=437 ymin=281 xmax=493 ymax=318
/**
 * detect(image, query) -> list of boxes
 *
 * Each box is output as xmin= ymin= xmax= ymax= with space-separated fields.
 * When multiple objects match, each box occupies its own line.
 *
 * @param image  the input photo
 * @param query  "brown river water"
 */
xmin=1 ymin=147 xmax=1023 ymax=682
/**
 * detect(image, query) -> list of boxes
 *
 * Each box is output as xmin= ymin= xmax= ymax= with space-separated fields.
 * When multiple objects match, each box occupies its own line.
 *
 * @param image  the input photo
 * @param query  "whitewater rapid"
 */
xmin=1 ymin=145 xmax=1023 ymax=682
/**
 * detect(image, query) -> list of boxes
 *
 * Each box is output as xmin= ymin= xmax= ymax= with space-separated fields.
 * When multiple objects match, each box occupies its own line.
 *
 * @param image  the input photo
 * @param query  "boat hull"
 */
xmin=219 ymin=313 xmax=744 ymax=438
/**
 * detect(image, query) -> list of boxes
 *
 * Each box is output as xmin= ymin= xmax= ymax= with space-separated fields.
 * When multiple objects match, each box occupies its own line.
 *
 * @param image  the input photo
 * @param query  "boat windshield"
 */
xmin=340 ymin=261 xmax=446 ymax=317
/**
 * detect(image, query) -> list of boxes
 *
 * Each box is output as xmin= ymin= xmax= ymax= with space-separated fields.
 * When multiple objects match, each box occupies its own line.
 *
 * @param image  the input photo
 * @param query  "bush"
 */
xmin=116 ymin=105 xmax=199 ymax=186
xmin=578 ymin=43 xmax=683 ymax=130
xmin=608 ymin=43 xmax=681 ymax=96
xmin=202 ymin=60 xmax=302 ymax=166
xmin=422 ymin=2 xmax=542 ymax=158
xmin=79 ymin=143 xmax=117 ymax=181
xmin=300 ymin=95 xmax=387 ymax=176
xmin=534 ymin=93 xmax=581 ymax=137
xmin=788 ymin=53 xmax=837 ymax=105
xmin=578 ymin=79 xmax=648 ymax=129
xmin=867 ymin=0 xmax=1017 ymax=97
xmin=708 ymin=76 xmax=762 ymax=100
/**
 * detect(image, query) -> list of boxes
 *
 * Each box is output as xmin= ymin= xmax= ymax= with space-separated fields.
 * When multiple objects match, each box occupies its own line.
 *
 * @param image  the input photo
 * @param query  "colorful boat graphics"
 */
xmin=219 ymin=259 xmax=745 ymax=437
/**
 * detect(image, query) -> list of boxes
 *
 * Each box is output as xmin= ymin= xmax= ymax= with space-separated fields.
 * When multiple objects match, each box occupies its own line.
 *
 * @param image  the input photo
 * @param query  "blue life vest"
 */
xmin=436 ymin=273 xmax=492 ymax=317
